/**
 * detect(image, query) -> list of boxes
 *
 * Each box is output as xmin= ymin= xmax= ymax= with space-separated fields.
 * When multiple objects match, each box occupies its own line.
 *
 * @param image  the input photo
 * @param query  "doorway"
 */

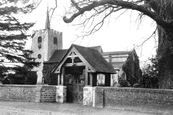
xmin=64 ymin=66 xmax=85 ymax=103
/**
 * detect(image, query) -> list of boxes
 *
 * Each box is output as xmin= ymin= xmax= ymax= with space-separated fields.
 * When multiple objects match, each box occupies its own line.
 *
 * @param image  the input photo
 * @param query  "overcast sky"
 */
xmin=24 ymin=0 xmax=157 ymax=66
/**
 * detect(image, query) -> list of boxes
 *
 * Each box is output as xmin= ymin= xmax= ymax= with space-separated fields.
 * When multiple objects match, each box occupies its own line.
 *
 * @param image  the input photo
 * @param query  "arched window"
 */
xmin=53 ymin=37 xmax=57 ymax=44
xmin=38 ymin=36 xmax=42 ymax=43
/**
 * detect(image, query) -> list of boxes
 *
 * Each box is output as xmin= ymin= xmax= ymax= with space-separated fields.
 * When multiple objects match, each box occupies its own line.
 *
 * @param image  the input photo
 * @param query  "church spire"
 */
xmin=45 ymin=6 xmax=50 ymax=30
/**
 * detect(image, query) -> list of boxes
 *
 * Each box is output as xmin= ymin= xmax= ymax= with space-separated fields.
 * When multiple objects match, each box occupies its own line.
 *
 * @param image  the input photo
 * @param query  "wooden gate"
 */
xmin=67 ymin=83 xmax=84 ymax=103
xmin=65 ymin=70 xmax=85 ymax=103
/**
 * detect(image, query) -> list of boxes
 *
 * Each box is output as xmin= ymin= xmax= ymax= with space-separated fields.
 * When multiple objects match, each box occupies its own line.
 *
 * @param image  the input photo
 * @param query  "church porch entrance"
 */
xmin=54 ymin=45 xmax=115 ymax=104
xmin=64 ymin=66 xmax=85 ymax=104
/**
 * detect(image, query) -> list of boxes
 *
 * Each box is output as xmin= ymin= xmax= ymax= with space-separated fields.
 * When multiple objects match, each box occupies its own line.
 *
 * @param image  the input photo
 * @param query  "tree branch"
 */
xmin=63 ymin=0 xmax=173 ymax=29
xmin=50 ymin=0 xmax=58 ymax=22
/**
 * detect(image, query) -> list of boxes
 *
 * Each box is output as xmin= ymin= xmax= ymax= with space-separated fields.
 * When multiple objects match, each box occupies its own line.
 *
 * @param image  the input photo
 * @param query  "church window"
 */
xmin=38 ymin=44 xmax=42 ymax=49
xmin=53 ymin=37 xmax=57 ymax=44
xmin=38 ymin=54 xmax=42 ymax=59
xmin=38 ymin=36 xmax=42 ymax=43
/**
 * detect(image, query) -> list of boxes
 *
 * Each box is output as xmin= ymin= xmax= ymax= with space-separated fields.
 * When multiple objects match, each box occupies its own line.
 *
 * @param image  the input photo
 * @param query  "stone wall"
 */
xmin=93 ymin=87 xmax=173 ymax=108
xmin=93 ymin=87 xmax=104 ymax=108
xmin=0 ymin=85 xmax=57 ymax=102
xmin=40 ymin=85 xmax=56 ymax=102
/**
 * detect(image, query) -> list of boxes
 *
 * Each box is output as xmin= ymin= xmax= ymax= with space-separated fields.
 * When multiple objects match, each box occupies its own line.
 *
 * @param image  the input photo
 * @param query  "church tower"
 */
xmin=31 ymin=8 xmax=63 ymax=84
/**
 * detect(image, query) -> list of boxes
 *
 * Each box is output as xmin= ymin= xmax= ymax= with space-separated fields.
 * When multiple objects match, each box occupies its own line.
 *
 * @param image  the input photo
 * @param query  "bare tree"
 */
xmin=63 ymin=0 xmax=173 ymax=89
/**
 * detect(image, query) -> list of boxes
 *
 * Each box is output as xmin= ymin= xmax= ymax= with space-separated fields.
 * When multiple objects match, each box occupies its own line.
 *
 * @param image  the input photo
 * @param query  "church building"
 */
xmin=31 ymin=9 xmax=63 ymax=84
xmin=31 ymin=9 xmax=141 ymax=103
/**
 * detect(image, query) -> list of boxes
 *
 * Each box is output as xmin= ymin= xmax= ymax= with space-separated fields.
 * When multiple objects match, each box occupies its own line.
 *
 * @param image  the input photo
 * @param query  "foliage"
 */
xmin=121 ymin=50 xmax=142 ymax=87
xmin=43 ymin=63 xmax=57 ymax=85
xmin=118 ymin=78 xmax=129 ymax=87
xmin=0 ymin=66 xmax=7 ymax=81
xmin=141 ymin=56 xmax=159 ymax=88
xmin=0 ymin=0 xmax=39 ymax=82
xmin=3 ymin=71 xmax=37 ymax=84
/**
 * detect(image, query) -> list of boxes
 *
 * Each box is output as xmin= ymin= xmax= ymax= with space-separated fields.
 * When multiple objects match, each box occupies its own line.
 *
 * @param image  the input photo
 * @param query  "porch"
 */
xmin=56 ymin=65 xmax=113 ymax=103
xmin=54 ymin=44 xmax=115 ymax=103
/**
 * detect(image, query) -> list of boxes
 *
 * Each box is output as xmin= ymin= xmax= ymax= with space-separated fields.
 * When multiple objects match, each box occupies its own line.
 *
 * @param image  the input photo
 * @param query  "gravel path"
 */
xmin=0 ymin=101 xmax=171 ymax=115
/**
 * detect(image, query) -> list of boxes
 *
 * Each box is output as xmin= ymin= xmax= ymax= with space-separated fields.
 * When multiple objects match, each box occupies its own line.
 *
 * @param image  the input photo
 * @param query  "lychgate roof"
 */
xmin=74 ymin=45 xmax=115 ymax=73
xmin=53 ymin=44 xmax=115 ymax=74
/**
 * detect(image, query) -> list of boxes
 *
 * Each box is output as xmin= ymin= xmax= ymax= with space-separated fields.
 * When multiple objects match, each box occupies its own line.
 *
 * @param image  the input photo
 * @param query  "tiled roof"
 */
xmin=89 ymin=46 xmax=103 ymax=53
xmin=45 ymin=49 xmax=67 ymax=63
xmin=73 ymin=45 xmax=115 ymax=73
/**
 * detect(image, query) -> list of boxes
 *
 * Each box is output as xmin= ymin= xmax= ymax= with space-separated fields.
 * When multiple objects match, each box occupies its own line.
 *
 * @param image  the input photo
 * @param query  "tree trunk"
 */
xmin=157 ymin=26 xmax=173 ymax=89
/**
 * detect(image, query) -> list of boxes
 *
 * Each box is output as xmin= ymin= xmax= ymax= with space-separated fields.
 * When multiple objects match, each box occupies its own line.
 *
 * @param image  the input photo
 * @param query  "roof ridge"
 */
xmin=102 ymin=51 xmax=133 ymax=55
xmin=72 ymin=44 xmax=101 ymax=51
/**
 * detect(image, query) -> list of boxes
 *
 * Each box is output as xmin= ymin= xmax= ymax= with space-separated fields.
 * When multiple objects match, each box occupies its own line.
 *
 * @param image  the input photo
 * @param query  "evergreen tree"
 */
xmin=0 ymin=0 xmax=39 ymax=83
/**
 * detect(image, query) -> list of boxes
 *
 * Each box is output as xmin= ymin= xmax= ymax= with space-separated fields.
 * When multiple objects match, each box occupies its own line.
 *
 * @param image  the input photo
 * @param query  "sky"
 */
xmin=24 ymin=0 xmax=157 ymax=67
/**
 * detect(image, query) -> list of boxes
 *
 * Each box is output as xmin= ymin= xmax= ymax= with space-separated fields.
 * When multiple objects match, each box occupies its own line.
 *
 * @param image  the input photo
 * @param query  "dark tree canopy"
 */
xmin=63 ymin=0 xmax=173 ymax=89
xmin=0 ymin=0 xmax=40 ymax=81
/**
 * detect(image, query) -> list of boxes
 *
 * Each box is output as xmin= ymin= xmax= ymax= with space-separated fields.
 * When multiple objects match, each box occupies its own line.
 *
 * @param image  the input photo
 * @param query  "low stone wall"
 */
xmin=0 ymin=85 xmax=40 ymax=102
xmin=0 ymin=85 xmax=60 ymax=103
xmin=93 ymin=87 xmax=173 ymax=108
xmin=40 ymin=85 xmax=56 ymax=102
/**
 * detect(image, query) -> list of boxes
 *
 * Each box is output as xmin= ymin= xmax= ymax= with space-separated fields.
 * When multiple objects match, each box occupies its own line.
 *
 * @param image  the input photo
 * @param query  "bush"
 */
xmin=141 ymin=56 xmax=159 ymax=88
xmin=118 ymin=78 xmax=129 ymax=87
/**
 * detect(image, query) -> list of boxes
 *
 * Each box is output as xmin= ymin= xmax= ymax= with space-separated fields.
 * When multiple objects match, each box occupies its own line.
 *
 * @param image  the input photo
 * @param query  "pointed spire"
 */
xmin=45 ymin=6 xmax=50 ymax=30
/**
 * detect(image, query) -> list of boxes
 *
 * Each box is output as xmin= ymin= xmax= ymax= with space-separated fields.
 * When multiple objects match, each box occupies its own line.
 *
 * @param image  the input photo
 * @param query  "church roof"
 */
xmin=102 ymin=51 xmax=132 ymax=56
xmin=111 ymin=62 xmax=125 ymax=69
xmin=89 ymin=46 xmax=103 ymax=53
xmin=45 ymin=49 xmax=67 ymax=63
xmin=101 ymin=50 xmax=137 ymax=69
